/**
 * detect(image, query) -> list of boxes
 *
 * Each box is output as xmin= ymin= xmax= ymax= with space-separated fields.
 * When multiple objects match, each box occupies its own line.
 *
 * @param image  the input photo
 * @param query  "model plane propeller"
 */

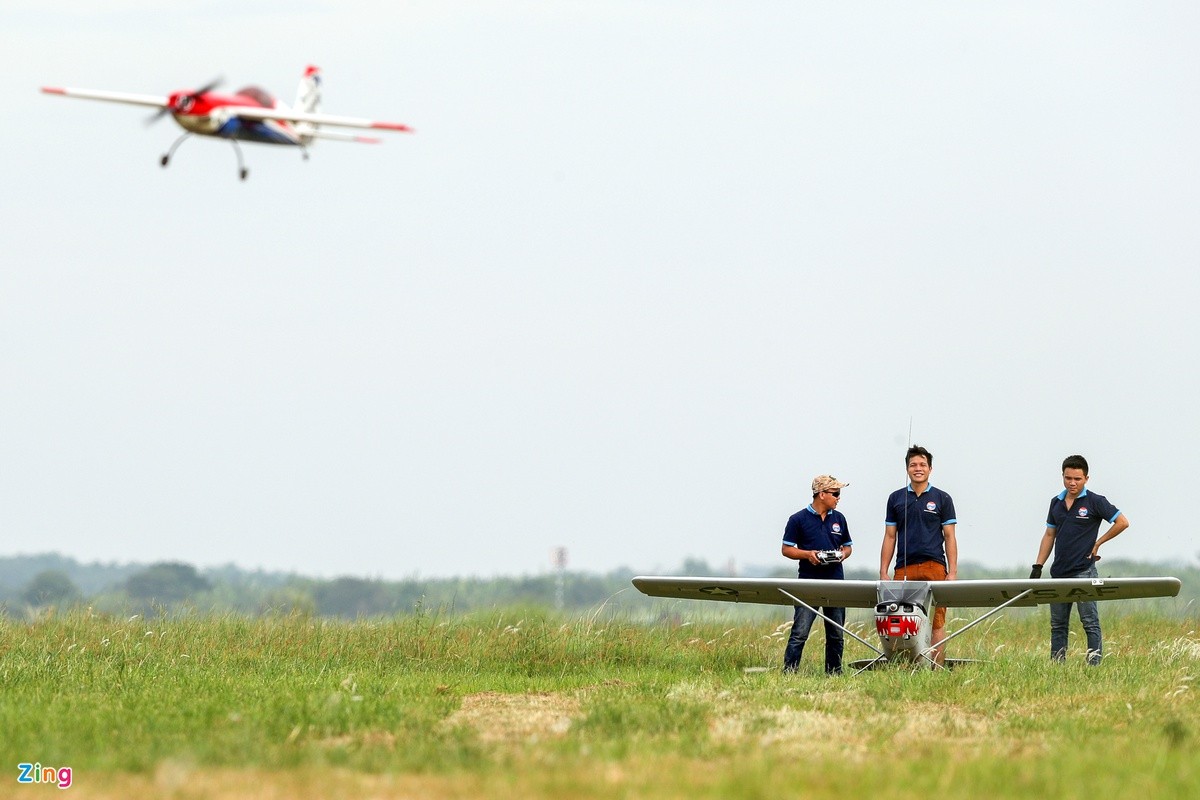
xmin=41 ymin=66 xmax=413 ymax=180
xmin=632 ymin=574 xmax=1182 ymax=672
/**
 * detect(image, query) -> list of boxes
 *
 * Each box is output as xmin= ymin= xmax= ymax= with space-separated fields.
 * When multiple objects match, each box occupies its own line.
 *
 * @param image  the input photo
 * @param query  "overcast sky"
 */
xmin=2 ymin=2 xmax=1197 ymax=580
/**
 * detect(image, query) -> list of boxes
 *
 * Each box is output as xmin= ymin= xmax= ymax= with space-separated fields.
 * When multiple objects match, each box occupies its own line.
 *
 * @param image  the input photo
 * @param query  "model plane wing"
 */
xmin=41 ymin=87 xmax=169 ymax=108
xmin=230 ymin=106 xmax=413 ymax=133
xmin=633 ymin=575 xmax=1181 ymax=609
xmin=930 ymin=576 xmax=1181 ymax=607
xmin=631 ymin=576 xmax=880 ymax=607
xmin=300 ymin=129 xmax=383 ymax=144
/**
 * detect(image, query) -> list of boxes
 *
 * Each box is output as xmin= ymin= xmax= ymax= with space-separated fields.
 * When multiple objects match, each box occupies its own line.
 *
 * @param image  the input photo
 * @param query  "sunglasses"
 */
xmin=826 ymin=490 xmax=841 ymax=497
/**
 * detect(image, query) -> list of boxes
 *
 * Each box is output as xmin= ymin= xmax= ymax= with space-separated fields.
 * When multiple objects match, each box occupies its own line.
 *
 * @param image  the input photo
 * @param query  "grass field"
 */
xmin=0 ymin=604 xmax=1196 ymax=799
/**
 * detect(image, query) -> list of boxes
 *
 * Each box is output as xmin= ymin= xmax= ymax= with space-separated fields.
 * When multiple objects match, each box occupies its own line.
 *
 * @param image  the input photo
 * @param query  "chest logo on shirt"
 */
xmin=925 ymin=501 xmax=937 ymax=513
xmin=832 ymin=523 xmax=842 ymax=533
xmin=1077 ymin=507 xmax=1089 ymax=518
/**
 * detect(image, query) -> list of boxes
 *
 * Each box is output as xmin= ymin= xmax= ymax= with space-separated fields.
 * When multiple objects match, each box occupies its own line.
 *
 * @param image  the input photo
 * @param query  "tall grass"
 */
xmin=0 ymin=606 xmax=1195 ymax=798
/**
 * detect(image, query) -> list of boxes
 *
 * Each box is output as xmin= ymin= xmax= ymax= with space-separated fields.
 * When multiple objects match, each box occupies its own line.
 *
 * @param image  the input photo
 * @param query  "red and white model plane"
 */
xmin=41 ymin=66 xmax=413 ymax=180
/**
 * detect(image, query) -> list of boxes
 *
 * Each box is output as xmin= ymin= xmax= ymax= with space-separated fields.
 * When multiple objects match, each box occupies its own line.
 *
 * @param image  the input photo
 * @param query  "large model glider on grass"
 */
xmin=41 ymin=66 xmax=413 ymax=180
xmin=633 ymin=574 xmax=1182 ymax=673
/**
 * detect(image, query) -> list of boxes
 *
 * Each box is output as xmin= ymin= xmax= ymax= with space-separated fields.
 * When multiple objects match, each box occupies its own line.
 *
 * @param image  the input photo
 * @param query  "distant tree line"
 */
xmin=0 ymin=554 xmax=647 ymax=619
xmin=1 ymin=553 xmax=1196 ymax=619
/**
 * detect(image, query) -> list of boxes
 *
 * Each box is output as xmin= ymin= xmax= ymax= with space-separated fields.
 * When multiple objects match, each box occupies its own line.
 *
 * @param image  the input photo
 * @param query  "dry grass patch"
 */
xmin=311 ymin=730 xmax=399 ymax=749
xmin=711 ymin=707 xmax=856 ymax=751
xmin=443 ymin=691 xmax=582 ymax=743
xmin=708 ymin=695 xmax=1029 ymax=761
xmin=893 ymin=701 xmax=994 ymax=739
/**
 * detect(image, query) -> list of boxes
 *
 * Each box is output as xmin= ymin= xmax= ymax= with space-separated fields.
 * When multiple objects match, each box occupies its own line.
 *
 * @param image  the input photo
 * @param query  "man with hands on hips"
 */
xmin=1030 ymin=454 xmax=1129 ymax=665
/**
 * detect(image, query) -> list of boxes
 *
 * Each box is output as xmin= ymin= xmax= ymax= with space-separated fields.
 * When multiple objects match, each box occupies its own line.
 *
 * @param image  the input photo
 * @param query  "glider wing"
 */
xmin=631 ymin=576 xmax=880 ymax=608
xmin=931 ymin=576 xmax=1182 ymax=608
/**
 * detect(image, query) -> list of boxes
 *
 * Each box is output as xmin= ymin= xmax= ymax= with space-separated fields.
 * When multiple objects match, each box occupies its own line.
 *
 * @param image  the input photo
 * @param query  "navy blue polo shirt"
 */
xmin=884 ymin=484 xmax=957 ymax=569
xmin=783 ymin=505 xmax=853 ymax=579
xmin=1046 ymin=488 xmax=1120 ymax=578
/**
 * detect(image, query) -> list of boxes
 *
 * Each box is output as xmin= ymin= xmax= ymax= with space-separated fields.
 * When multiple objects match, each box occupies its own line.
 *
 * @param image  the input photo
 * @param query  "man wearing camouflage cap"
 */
xmin=781 ymin=474 xmax=854 ymax=674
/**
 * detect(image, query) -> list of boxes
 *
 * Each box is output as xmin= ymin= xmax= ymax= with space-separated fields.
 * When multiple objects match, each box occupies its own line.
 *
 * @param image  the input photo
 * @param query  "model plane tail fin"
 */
xmin=295 ymin=65 xmax=322 ymax=114
xmin=293 ymin=65 xmax=322 ymax=145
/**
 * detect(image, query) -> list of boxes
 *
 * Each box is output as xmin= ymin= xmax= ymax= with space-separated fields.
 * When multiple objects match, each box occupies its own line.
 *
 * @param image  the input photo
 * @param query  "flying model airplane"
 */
xmin=41 ymin=66 xmax=413 ymax=180
xmin=633 ymin=574 xmax=1182 ymax=672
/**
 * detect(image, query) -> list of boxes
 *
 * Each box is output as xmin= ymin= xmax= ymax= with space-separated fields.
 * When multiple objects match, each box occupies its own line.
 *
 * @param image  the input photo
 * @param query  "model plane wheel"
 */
xmin=160 ymin=155 xmax=169 ymax=167
xmin=240 ymin=168 xmax=249 ymax=181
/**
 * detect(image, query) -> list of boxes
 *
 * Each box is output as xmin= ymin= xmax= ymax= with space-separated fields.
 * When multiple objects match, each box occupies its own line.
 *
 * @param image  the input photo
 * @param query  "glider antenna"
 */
xmin=901 ymin=417 xmax=912 ymax=581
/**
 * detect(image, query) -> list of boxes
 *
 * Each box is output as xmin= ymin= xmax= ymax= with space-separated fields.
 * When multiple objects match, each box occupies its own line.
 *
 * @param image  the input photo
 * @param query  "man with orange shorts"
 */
xmin=879 ymin=444 xmax=958 ymax=665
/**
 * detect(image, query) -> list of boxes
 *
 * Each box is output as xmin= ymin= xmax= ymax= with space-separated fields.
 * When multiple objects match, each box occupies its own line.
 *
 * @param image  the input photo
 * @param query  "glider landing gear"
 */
xmin=159 ymin=133 xmax=250 ymax=181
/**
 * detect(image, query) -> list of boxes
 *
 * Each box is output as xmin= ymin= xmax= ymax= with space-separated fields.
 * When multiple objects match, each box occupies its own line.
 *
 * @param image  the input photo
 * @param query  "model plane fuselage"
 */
xmin=873 ymin=581 xmax=934 ymax=663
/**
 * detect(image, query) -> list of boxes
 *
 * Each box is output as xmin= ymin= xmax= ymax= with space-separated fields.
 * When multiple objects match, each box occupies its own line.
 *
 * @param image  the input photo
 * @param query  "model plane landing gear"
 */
xmin=160 ymin=134 xmax=248 ymax=180
xmin=230 ymin=140 xmax=248 ymax=181
xmin=160 ymin=132 xmax=192 ymax=169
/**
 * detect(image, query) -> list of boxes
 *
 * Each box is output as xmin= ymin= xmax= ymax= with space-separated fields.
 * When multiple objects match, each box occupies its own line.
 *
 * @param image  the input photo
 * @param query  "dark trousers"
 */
xmin=1050 ymin=564 xmax=1103 ymax=665
xmin=783 ymin=605 xmax=845 ymax=674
